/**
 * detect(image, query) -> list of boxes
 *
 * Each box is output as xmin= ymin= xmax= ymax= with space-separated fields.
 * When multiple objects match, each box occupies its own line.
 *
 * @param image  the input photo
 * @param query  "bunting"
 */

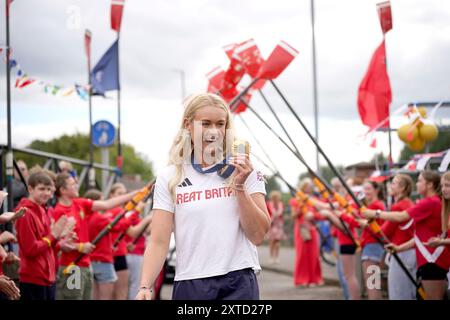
xmin=2 ymin=53 xmax=90 ymax=101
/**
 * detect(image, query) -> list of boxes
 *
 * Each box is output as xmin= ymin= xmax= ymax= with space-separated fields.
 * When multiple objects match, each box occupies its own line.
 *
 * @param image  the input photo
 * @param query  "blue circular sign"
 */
xmin=92 ymin=120 xmax=116 ymax=147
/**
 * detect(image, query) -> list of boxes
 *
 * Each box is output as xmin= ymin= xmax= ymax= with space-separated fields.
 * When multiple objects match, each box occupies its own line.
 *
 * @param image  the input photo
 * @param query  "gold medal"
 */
xmin=232 ymin=140 xmax=250 ymax=156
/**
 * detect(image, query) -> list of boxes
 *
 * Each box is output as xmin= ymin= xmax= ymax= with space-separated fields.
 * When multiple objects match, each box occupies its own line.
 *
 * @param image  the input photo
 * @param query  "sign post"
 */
xmin=92 ymin=120 xmax=116 ymax=191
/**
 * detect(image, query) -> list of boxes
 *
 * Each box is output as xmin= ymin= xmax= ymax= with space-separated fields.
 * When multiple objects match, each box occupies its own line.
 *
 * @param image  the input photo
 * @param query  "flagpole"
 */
xmin=376 ymin=2 xmax=394 ymax=170
xmin=5 ymin=0 xmax=13 ymax=211
xmin=85 ymin=30 xmax=95 ymax=188
xmin=116 ymin=33 xmax=122 ymax=174
xmin=258 ymin=89 xmax=301 ymax=155
xmin=310 ymin=0 xmax=320 ymax=173
xmin=384 ymin=35 xmax=394 ymax=170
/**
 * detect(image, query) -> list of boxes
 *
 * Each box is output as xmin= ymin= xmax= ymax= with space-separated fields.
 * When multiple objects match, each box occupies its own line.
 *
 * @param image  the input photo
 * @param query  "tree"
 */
xmin=15 ymin=133 xmax=154 ymax=181
xmin=265 ymin=174 xmax=282 ymax=196
xmin=398 ymin=131 xmax=450 ymax=162
xmin=297 ymin=165 xmax=345 ymax=186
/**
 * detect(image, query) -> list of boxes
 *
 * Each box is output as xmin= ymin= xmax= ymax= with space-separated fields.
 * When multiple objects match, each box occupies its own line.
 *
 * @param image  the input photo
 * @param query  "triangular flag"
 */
xmin=111 ymin=0 xmax=125 ymax=32
xmin=357 ymin=40 xmax=392 ymax=130
xmin=257 ymin=41 xmax=298 ymax=80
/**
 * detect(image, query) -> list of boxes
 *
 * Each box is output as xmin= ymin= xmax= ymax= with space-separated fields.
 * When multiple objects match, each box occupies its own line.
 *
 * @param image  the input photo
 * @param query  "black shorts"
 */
xmin=417 ymin=263 xmax=449 ymax=281
xmin=340 ymin=245 xmax=357 ymax=255
xmin=113 ymin=255 xmax=128 ymax=272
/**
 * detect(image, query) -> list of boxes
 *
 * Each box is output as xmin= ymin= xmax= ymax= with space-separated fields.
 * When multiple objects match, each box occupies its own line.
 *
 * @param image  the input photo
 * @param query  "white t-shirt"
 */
xmin=153 ymin=163 xmax=266 ymax=281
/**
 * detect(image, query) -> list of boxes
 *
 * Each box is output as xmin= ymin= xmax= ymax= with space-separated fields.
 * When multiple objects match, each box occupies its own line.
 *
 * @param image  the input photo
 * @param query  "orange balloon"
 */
xmin=419 ymin=124 xmax=438 ymax=142
xmin=407 ymin=138 xmax=425 ymax=151
xmin=397 ymin=124 xmax=417 ymax=142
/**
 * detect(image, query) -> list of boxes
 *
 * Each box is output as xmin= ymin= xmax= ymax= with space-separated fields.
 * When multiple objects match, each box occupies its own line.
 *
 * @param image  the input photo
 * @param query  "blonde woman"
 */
xmin=136 ymin=93 xmax=270 ymax=300
xmin=426 ymin=171 xmax=450 ymax=247
xmin=267 ymin=191 xmax=286 ymax=264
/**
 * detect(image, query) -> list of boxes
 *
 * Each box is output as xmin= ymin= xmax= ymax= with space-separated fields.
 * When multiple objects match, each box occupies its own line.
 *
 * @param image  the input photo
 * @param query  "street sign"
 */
xmin=92 ymin=120 xmax=116 ymax=147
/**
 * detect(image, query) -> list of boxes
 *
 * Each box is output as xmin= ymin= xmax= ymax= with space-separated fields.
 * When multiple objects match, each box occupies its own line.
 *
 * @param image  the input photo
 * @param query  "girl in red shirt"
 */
xmin=363 ymin=171 xmax=450 ymax=300
xmin=381 ymin=174 xmax=415 ymax=300
xmin=427 ymin=171 xmax=450 ymax=248
xmin=84 ymin=189 xmax=117 ymax=300
xmin=358 ymin=181 xmax=386 ymax=300
xmin=108 ymin=183 xmax=152 ymax=300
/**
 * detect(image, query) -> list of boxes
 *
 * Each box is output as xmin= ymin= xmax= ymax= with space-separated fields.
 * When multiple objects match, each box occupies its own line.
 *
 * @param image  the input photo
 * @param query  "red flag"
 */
xmin=206 ymin=66 xmax=225 ymax=94
xmin=15 ymin=76 xmax=35 ymax=89
xmin=85 ymin=29 xmax=92 ymax=66
xmin=117 ymin=155 xmax=123 ymax=169
xmin=221 ymin=58 xmax=245 ymax=99
xmin=357 ymin=40 xmax=392 ymax=129
xmin=233 ymin=91 xmax=252 ymax=114
xmin=6 ymin=0 xmax=14 ymax=17
xmin=257 ymin=41 xmax=298 ymax=80
xmin=376 ymin=1 xmax=393 ymax=34
xmin=233 ymin=39 xmax=265 ymax=78
xmin=223 ymin=43 xmax=238 ymax=60
xmin=251 ymin=78 xmax=267 ymax=91
xmin=224 ymin=89 xmax=252 ymax=114
xmin=111 ymin=0 xmax=125 ymax=32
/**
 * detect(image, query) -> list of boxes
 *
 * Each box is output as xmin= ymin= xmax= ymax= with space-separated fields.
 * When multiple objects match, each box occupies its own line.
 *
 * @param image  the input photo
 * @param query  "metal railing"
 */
xmin=0 ymin=144 xmax=118 ymax=211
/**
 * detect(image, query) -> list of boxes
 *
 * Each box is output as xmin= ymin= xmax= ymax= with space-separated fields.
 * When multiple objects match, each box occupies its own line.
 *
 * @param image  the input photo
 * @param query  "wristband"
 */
xmin=42 ymin=237 xmax=52 ymax=247
xmin=375 ymin=209 xmax=382 ymax=219
xmin=78 ymin=242 xmax=84 ymax=253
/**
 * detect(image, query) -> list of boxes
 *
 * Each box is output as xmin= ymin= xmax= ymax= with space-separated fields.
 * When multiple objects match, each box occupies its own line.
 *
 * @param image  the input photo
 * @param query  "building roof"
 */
xmin=345 ymin=162 xmax=376 ymax=170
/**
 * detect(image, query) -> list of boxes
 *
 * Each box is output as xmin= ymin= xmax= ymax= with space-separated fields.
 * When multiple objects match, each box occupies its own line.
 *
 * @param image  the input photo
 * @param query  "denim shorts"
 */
xmin=91 ymin=261 xmax=118 ymax=283
xmin=361 ymin=243 xmax=385 ymax=263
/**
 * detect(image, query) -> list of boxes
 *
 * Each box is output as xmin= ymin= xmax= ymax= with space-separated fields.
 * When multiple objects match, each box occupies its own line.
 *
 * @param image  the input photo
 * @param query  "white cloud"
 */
xmin=1 ymin=0 xmax=449 ymax=184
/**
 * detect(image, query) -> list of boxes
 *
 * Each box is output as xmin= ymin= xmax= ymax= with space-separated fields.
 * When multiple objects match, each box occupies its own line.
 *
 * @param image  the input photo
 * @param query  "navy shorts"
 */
xmin=417 ymin=263 xmax=449 ymax=281
xmin=19 ymin=282 xmax=56 ymax=300
xmin=340 ymin=245 xmax=357 ymax=255
xmin=114 ymin=256 xmax=128 ymax=272
xmin=172 ymin=268 xmax=259 ymax=300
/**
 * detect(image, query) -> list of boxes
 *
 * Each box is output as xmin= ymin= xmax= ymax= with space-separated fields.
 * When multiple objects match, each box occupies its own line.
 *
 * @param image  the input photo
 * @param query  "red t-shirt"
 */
xmin=14 ymin=198 xmax=57 ymax=286
xmin=407 ymin=195 xmax=450 ymax=270
xmin=108 ymin=207 xmax=133 ymax=257
xmin=53 ymin=198 xmax=94 ymax=267
xmin=381 ymin=198 xmax=414 ymax=246
xmin=330 ymin=195 xmax=359 ymax=246
xmin=124 ymin=213 xmax=147 ymax=256
xmin=360 ymin=200 xmax=385 ymax=248
xmin=88 ymin=211 xmax=115 ymax=263
xmin=335 ymin=212 xmax=359 ymax=246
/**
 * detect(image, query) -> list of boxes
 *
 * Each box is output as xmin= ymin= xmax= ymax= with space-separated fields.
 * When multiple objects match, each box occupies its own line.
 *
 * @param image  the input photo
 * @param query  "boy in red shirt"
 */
xmin=14 ymin=171 xmax=73 ymax=300
xmin=53 ymin=173 xmax=138 ymax=300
